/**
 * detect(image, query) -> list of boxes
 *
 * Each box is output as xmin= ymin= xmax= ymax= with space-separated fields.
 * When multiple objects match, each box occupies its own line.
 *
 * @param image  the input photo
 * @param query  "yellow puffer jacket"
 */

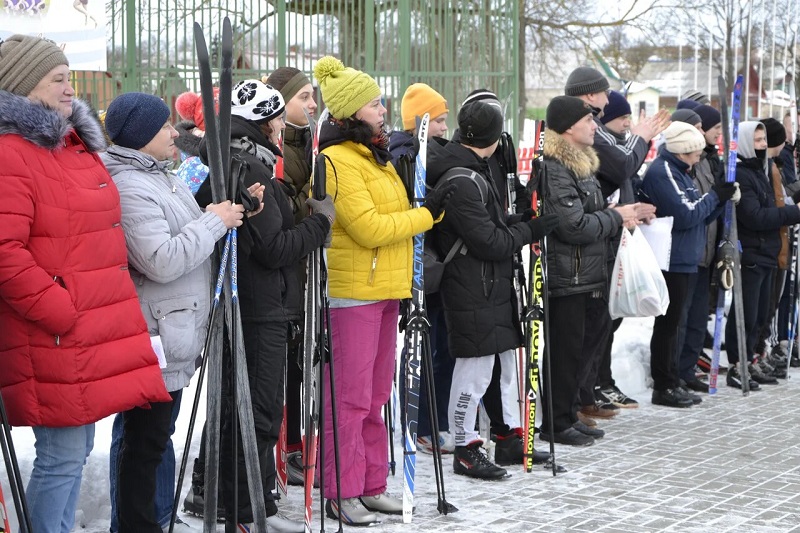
xmin=322 ymin=140 xmax=434 ymax=300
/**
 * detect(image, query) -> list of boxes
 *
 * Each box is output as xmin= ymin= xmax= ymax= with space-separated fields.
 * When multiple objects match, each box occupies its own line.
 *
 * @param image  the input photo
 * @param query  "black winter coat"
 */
xmin=592 ymin=116 xmax=649 ymax=203
xmin=736 ymin=155 xmax=800 ymax=268
xmin=427 ymin=141 xmax=535 ymax=358
xmin=196 ymin=116 xmax=330 ymax=322
xmin=541 ymin=129 xmax=623 ymax=298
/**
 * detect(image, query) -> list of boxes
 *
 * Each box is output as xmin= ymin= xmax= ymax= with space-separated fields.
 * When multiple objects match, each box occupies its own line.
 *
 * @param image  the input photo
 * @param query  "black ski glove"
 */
xmin=422 ymin=183 xmax=457 ymax=219
xmin=712 ymin=182 xmax=737 ymax=204
xmin=527 ymin=213 xmax=560 ymax=241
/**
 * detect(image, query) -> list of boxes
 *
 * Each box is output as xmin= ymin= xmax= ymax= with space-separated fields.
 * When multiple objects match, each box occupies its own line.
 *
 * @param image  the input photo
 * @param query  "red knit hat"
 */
xmin=175 ymin=88 xmax=219 ymax=131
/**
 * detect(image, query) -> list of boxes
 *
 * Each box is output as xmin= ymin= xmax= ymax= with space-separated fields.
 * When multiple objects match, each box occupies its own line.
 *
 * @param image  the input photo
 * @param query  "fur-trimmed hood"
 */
xmin=542 ymin=128 xmax=599 ymax=179
xmin=0 ymin=90 xmax=106 ymax=153
xmin=174 ymin=120 xmax=202 ymax=157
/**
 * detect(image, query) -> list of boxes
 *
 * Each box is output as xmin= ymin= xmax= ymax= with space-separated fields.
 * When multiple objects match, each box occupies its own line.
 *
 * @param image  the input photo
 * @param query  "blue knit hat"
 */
xmin=104 ymin=93 xmax=171 ymax=149
xmin=676 ymin=98 xmax=701 ymax=110
xmin=601 ymin=90 xmax=632 ymax=124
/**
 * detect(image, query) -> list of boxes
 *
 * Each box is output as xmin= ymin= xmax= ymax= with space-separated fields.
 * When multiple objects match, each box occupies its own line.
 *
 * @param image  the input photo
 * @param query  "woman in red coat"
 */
xmin=0 ymin=35 xmax=169 ymax=533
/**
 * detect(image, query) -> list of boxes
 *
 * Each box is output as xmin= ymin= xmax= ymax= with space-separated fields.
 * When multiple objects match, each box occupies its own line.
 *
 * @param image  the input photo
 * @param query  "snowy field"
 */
xmin=12 ymin=315 xmax=797 ymax=533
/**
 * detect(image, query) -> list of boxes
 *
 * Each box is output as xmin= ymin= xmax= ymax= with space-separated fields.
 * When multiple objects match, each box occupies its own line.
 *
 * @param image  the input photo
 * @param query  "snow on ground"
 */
xmin=2 ymin=316 xmax=732 ymax=532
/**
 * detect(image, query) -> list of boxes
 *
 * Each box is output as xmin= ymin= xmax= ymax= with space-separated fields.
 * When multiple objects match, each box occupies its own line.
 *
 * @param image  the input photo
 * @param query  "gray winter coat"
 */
xmin=692 ymin=146 xmax=720 ymax=268
xmin=102 ymin=145 xmax=227 ymax=391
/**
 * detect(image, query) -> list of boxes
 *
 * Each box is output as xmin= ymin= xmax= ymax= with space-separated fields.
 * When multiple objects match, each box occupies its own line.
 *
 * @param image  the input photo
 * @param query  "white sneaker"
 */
xmin=161 ymin=518 xmax=199 ymax=533
xmin=360 ymin=492 xmax=402 ymax=515
xmin=266 ymin=513 xmax=304 ymax=532
xmin=326 ymin=498 xmax=380 ymax=526
xmin=416 ymin=432 xmax=454 ymax=455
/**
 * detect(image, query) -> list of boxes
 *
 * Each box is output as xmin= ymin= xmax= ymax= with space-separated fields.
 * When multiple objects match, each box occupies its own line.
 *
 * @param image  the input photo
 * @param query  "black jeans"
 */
xmin=117 ymin=390 xmax=181 ymax=532
xmin=725 ymin=264 xmax=775 ymax=364
xmin=576 ymin=303 xmax=611 ymax=408
xmin=650 ymin=272 xmax=690 ymax=391
xmin=221 ymin=320 xmax=286 ymax=523
xmin=677 ymin=267 xmax=709 ymax=382
xmin=596 ymin=318 xmax=623 ymax=389
xmin=543 ymin=292 xmax=606 ymax=433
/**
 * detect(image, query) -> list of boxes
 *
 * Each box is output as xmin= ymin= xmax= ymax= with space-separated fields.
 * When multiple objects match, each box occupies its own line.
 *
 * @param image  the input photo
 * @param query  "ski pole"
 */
xmin=0 ymin=391 xmax=32 ymax=533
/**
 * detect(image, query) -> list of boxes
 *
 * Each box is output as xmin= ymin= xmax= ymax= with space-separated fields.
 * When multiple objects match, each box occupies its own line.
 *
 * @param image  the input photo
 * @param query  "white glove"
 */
xmin=732 ymin=182 xmax=741 ymax=205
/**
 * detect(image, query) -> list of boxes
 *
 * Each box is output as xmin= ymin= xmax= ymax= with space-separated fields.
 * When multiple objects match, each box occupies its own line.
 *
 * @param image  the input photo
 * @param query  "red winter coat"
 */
xmin=0 ymin=93 xmax=171 ymax=427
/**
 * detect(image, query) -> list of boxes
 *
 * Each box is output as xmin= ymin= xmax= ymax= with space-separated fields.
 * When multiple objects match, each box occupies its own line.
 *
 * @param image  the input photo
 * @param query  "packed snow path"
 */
xmin=3 ymin=318 xmax=800 ymax=532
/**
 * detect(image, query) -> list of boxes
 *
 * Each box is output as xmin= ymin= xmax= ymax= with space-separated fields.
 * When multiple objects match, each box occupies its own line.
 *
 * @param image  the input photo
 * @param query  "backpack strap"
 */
xmin=438 ymin=166 xmax=489 ymax=206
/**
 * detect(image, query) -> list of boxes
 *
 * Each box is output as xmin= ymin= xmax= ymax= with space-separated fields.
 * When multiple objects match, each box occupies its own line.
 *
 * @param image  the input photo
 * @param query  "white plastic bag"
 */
xmin=608 ymin=227 xmax=670 ymax=319
xmin=637 ymin=216 xmax=673 ymax=271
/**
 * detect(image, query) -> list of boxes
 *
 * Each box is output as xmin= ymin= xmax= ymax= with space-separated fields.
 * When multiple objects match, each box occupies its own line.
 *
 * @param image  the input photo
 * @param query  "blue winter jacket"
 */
xmin=639 ymin=149 xmax=723 ymax=273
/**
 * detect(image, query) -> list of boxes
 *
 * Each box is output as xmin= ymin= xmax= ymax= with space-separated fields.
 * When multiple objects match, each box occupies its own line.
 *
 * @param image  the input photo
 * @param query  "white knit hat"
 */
xmin=231 ymin=79 xmax=285 ymax=123
xmin=663 ymin=121 xmax=705 ymax=154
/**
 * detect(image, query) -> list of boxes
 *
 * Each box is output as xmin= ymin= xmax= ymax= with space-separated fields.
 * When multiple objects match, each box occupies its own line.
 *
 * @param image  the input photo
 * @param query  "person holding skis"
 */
xmin=263 ymin=66 xmax=318 ymax=487
xmin=427 ymin=98 xmax=559 ymax=478
xmin=389 ymin=82 xmax=456 ymax=456
xmin=726 ymin=120 xmax=800 ymax=389
xmin=101 ymin=92 xmax=251 ymax=533
xmin=194 ymin=79 xmax=334 ymax=533
xmin=538 ymin=96 xmax=648 ymax=446
xmin=0 ymin=34 xmax=170 ymax=533
xmin=638 ymin=121 xmax=733 ymax=408
xmin=447 ymin=88 xmax=548 ymax=466
xmin=313 ymin=56 xmax=454 ymax=525
xmin=675 ymin=103 xmax=724 ymax=393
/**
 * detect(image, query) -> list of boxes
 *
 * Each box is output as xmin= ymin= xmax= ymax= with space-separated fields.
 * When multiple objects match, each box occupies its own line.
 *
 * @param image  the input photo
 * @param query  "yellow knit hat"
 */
xmin=401 ymin=83 xmax=448 ymax=131
xmin=313 ymin=56 xmax=381 ymax=119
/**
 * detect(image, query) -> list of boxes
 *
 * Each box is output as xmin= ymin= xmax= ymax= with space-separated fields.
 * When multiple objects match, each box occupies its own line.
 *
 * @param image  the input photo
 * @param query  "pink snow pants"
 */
xmin=321 ymin=299 xmax=399 ymax=500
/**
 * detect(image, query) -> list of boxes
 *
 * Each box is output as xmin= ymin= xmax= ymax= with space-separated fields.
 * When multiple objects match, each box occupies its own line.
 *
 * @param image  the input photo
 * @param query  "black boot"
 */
xmin=182 ymin=458 xmax=225 ymax=521
xmin=453 ymin=441 xmax=508 ymax=479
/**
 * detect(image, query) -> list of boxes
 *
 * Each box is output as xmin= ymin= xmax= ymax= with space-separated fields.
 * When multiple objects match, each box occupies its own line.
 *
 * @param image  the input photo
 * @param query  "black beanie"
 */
xmin=761 ymin=117 xmax=787 ymax=148
xmin=695 ymin=105 xmax=721 ymax=132
xmin=546 ymin=96 xmax=593 ymax=134
xmin=457 ymin=100 xmax=503 ymax=148
xmin=671 ymin=109 xmax=702 ymax=126
xmin=564 ymin=67 xmax=610 ymax=96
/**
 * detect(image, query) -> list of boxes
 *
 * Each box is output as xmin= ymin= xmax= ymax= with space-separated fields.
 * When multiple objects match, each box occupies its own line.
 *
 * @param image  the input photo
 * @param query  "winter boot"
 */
xmin=726 ymin=365 xmax=761 ymax=390
xmin=182 ymin=458 xmax=225 ymax=520
xmin=325 ymin=498 xmax=381 ymax=526
xmin=286 ymin=451 xmax=304 ymax=486
xmin=360 ymin=492 xmax=403 ymax=515
xmin=453 ymin=440 xmax=508 ymax=479
xmin=266 ymin=513 xmax=305 ymax=532
xmin=748 ymin=361 xmax=778 ymax=384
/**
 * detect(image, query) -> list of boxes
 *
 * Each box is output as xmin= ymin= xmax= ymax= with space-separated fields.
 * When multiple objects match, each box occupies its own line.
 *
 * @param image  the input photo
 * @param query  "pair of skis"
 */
xmin=709 ymin=74 xmax=750 ymax=396
xmin=402 ymin=113 xmax=456 ymax=522
xmin=521 ymin=121 xmax=558 ymax=475
xmin=301 ymin=108 xmax=346 ymax=533
xmin=170 ymin=18 xmax=269 ymax=532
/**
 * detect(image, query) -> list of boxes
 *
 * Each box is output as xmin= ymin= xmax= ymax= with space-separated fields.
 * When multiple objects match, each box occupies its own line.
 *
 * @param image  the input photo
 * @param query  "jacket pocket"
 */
xmin=148 ymin=295 xmax=202 ymax=368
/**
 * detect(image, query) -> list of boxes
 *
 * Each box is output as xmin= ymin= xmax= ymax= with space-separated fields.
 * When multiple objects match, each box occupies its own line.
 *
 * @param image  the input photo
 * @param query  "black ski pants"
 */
xmin=220 ymin=319 xmax=287 ymax=523
xmin=650 ymin=271 xmax=690 ymax=391
xmin=725 ymin=265 xmax=775 ymax=364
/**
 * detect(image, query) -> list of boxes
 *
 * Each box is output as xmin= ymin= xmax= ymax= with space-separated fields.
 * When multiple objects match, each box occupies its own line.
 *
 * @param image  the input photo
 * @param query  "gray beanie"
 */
xmin=0 ymin=35 xmax=69 ymax=97
xmin=564 ymin=67 xmax=610 ymax=97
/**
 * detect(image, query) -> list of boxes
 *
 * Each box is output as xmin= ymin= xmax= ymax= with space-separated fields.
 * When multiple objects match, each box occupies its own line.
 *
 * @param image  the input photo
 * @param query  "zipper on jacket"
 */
xmin=481 ymin=262 xmax=489 ymax=298
xmin=367 ymin=250 xmax=378 ymax=286
xmin=53 ymin=275 xmax=62 ymax=346
xmin=573 ymin=247 xmax=582 ymax=284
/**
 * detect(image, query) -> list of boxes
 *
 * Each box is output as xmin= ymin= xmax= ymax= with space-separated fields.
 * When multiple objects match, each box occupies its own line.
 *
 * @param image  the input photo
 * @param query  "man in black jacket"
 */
xmin=538 ymin=96 xmax=648 ymax=446
xmin=564 ymin=68 xmax=667 ymax=421
xmin=726 ymin=121 xmax=800 ymax=389
xmin=429 ymin=99 xmax=558 ymax=479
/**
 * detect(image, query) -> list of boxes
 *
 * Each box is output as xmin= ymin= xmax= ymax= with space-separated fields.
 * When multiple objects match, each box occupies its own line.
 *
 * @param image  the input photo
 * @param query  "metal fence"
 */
xmin=84 ymin=0 xmax=518 ymax=136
